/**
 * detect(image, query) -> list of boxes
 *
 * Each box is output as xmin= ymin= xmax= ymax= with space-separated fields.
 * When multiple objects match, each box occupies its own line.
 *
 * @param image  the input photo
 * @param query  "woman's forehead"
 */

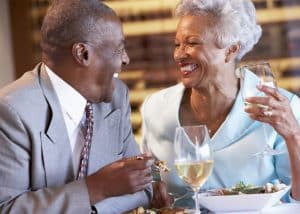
xmin=176 ymin=15 xmax=212 ymax=38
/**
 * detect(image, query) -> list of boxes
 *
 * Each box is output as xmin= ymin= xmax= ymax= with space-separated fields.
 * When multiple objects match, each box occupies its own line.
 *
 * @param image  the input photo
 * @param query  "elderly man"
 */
xmin=0 ymin=0 xmax=153 ymax=213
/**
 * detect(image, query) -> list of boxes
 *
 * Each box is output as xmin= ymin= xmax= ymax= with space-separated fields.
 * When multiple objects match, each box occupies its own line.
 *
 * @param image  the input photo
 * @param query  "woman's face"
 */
xmin=174 ymin=15 xmax=228 ymax=89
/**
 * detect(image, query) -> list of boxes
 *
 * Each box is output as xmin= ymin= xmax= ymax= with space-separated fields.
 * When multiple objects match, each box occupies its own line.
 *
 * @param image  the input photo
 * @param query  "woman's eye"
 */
xmin=187 ymin=42 xmax=199 ymax=46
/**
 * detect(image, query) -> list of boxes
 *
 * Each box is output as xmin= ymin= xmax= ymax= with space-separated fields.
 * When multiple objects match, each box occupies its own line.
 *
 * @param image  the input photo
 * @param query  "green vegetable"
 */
xmin=217 ymin=181 xmax=265 ymax=195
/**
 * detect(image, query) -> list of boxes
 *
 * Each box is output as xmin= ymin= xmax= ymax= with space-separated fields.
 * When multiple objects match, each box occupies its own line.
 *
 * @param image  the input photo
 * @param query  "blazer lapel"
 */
xmin=210 ymin=90 xmax=256 ymax=151
xmin=88 ymin=102 xmax=121 ymax=174
xmin=38 ymin=64 xmax=75 ymax=186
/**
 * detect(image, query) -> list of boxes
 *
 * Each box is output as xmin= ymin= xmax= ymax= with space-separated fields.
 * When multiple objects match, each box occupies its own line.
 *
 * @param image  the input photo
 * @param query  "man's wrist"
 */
xmin=86 ymin=175 xmax=106 ymax=205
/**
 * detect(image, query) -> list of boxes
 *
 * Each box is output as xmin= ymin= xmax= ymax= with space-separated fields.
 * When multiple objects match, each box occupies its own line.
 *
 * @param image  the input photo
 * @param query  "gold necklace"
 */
xmin=190 ymin=96 xmax=226 ymax=135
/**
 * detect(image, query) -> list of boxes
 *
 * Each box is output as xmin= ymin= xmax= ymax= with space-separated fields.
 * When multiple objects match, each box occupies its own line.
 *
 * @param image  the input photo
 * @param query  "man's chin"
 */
xmin=98 ymin=90 xmax=114 ymax=103
xmin=92 ymin=85 xmax=115 ymax=103
xmin=102 ymin=96 xmax=113 ymax=103
xmin=92 ymin=95 xmax=112 ymax=103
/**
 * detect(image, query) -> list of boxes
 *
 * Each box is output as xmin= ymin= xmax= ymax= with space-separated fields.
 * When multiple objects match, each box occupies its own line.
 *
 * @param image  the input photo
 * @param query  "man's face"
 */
xmin=83 ymin=18 xmax=129 ymax=103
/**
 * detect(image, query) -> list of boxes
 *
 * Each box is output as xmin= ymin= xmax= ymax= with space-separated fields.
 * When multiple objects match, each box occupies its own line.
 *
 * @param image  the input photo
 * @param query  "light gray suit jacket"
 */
xmin=0 ymin=63 xmax=150 ymax=214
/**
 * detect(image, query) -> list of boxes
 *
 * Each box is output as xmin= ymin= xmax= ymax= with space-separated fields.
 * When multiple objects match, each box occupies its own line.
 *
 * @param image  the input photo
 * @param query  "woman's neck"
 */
xmin=188 ymin=76 xmax=239 ymax=135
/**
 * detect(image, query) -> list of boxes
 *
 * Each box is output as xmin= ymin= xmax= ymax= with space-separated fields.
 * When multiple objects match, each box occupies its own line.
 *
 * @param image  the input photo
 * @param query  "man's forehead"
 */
xmin=96 ymin=19 xmax=123 ymax=40
xmin=85 ymin=19 xmax=123 ymax=46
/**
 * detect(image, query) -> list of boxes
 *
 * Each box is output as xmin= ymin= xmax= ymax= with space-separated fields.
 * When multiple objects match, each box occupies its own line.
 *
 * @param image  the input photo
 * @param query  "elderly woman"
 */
xmin=140 ymin=0 xmax=300 ymax=208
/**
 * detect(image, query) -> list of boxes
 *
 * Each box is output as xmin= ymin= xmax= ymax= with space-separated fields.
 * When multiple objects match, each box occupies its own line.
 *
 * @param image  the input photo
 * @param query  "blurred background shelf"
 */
xmin=8 ymin=0 xmax=300 ymax=142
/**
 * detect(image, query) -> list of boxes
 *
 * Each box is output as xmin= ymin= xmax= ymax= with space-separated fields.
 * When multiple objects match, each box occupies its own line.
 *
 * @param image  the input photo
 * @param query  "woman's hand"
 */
xmin=244 ymin=84 xmax=300 ymax=142
xmin=151 ymin=181 xmax=173 ymax=208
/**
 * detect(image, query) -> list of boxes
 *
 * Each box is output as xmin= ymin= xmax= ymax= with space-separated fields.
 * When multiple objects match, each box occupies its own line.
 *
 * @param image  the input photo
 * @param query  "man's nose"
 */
xmin=122 ymin=50 xmax=130 ymax=65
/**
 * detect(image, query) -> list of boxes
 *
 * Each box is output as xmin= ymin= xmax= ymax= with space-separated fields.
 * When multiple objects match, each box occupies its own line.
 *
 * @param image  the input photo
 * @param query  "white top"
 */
xmin=45 ymin=65 xmax=86 ymax=174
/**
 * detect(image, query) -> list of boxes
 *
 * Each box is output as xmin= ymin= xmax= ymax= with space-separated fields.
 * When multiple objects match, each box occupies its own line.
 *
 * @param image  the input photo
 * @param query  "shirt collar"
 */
xmin=45 ymin=65 xmax=87 ymax=125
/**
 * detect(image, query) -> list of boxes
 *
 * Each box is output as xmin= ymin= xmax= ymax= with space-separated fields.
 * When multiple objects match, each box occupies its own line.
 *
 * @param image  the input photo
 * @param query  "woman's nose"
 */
xmin=174 ymin=45 xmax=188 ymax=61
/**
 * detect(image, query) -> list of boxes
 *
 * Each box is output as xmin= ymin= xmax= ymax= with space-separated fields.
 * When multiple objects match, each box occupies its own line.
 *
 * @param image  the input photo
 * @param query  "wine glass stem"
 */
xmin=194 ymin=189 xmax=200 ymax=213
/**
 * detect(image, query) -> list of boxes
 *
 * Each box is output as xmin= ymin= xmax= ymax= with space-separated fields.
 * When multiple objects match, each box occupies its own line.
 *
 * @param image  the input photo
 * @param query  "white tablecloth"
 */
xmin=212 ymin=203 xmax=300 ymax=214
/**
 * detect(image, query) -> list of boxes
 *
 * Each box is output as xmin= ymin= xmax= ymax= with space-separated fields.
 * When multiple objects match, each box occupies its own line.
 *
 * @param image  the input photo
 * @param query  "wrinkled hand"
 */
xmin=151 ymin=181 xmax=173 ymax=208
xmin=86 ymin=154 xmax=154 ymax=204
xmin=244 ymin=84 xmax=300 ymax=141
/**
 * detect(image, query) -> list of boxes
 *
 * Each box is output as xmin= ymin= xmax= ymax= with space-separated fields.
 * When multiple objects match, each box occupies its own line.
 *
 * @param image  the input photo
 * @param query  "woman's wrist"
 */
xmin=283 ymin=123 xmax=300 ymax=144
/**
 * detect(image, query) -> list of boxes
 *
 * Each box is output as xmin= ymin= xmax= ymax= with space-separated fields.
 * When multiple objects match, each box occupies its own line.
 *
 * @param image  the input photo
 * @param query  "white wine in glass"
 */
xmin=174 ymin=125 xmax=213 ymax=213
xmin=175 ymin=161 xmax=213 ymax=191
xmin=239 ymin=62 xmax=286 ymax=156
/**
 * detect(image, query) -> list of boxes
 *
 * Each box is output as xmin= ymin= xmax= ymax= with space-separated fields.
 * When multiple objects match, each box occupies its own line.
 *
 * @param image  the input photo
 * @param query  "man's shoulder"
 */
xmin=0 ymin=64 xmax=41 ymax=106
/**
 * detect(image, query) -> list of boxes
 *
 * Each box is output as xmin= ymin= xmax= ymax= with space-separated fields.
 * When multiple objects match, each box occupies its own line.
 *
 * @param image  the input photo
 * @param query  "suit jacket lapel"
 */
xmin=38 ymin=64 xmax=75 ymax=186
xmin=210 ymin=90 xmax=256 ymax=151
xmin=88 ymin=102 xmax=121 ymax=174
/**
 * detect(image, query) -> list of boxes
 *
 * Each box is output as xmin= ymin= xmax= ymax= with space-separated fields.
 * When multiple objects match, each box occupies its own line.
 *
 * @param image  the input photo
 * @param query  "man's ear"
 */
xmin=72 ymin=43 xmax=91 ymax=66
xmin=225 ymin=43 xmax=240 ymax=63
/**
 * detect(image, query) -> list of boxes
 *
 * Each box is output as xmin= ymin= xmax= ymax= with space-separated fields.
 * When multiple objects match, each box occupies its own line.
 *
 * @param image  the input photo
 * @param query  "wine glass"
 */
xmin=174 ymin=125 xmax=213 ymax=213
xmin=239 ymin=62 xmax=286 ymax=156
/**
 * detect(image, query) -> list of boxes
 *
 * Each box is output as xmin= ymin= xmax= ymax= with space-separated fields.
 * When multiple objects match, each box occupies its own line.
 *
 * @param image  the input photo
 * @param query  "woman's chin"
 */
xmin=181 ymin=79 xmax=195 ymax=88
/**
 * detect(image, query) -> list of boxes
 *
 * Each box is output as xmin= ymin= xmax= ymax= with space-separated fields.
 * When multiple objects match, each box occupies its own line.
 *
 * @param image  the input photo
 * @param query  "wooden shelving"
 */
xmin=9 ymin=0 xmax=300 ymax=142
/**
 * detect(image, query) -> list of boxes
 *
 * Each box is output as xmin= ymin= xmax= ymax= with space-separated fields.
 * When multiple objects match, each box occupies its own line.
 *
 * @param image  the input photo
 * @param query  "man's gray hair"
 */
xmin=175 ymin=0 xmax=262 ymax=61
xmin=40 ymin=0 xmax=117 ymax=55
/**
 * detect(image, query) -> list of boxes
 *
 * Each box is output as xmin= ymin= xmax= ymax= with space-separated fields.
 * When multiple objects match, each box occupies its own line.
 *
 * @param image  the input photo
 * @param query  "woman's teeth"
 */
xmin=180 ymin=64 xmax=198 ymax=74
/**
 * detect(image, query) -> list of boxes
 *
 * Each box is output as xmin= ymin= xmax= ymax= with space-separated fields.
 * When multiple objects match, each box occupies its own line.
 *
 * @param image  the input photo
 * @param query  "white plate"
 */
xmin=198 ymin=186 xmax=291 ymax=213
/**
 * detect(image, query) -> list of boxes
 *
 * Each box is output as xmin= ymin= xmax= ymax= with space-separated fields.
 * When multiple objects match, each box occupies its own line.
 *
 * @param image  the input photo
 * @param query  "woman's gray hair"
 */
xmin=175 ymin=0 xmax=262 ymax=61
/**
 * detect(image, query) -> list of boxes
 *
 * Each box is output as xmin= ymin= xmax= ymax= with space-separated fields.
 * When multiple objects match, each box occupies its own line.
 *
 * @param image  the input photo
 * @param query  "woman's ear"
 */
xmin=72 ymin=43 xmax=91 ymax=66
xmin=225 ymin=43 xmax=240 ymax=63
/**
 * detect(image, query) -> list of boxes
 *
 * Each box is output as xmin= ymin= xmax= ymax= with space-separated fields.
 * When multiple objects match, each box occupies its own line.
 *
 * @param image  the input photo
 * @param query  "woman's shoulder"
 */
xmin=278 ymin=88 xmax=299 ymax=103
xmin=140 ymin=83 xmax=184 ymax=116
xmin=278 ymin=88 xmax=300 ymax=117
xmin=144 ymin=83 xmax=184 ymax=103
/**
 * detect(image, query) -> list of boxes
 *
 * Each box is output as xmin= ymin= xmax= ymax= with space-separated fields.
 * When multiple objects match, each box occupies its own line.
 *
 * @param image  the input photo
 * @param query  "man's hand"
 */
xmin=86 ymin=154 xmax=154 ymax=204
xmin=151 ymin=181 xmax=173 ymax=208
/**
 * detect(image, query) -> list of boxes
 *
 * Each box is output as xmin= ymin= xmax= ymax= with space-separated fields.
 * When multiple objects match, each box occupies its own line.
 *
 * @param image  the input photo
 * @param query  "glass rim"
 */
xmin=176 ymin=125 xmax=208 ymax=130
xmin=240 ymin=61 xmax=271 ymax=69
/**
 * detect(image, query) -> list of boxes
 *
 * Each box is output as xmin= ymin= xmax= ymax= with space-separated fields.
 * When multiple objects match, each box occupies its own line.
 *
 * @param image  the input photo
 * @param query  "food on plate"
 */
xmin=126 ymin=207 xmax=189 ymax=214
xmin=210 ymin=181 xmax=287 ymax=196
xmin=125 ymin=207 xmax=155 ymax=214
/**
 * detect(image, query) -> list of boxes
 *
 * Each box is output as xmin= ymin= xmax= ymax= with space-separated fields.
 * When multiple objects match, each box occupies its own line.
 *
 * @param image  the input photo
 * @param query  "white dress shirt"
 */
xmin=45 ymin=65 xmax=86 ymax=174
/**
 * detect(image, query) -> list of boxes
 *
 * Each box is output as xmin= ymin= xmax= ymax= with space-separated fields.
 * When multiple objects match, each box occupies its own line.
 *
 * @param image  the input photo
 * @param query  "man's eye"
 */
xmin=174 ymin=43 xmax=180 ymax=48
xmin=115 ymin=45 xmax=124 ymax=55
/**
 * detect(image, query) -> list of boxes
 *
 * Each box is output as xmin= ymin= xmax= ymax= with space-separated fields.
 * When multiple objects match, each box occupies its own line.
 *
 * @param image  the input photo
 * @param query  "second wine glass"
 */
xmin=174 ymin=125 xmax=213 ymax=214
xmin=239 ymin=62 xmax=286 ymax=157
